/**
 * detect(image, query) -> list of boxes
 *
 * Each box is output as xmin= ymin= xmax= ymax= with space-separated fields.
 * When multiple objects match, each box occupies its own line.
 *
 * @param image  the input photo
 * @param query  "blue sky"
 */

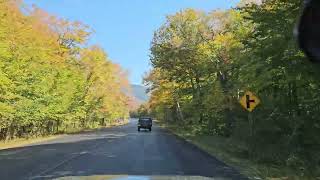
xmin=24 ymin=0 xmax=239 ymax=85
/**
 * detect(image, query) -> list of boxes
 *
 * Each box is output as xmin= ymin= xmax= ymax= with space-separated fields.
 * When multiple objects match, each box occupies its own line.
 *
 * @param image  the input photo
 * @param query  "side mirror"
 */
xmin=298 ymin=0 xmax=320 ymax=62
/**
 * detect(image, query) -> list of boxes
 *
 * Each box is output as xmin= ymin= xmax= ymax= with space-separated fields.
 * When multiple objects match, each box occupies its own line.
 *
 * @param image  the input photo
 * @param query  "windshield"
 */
xmin=140 ymin=118 xmax=151 ymax=121
xmin=0 ymin=0 xmax=319 ymax=180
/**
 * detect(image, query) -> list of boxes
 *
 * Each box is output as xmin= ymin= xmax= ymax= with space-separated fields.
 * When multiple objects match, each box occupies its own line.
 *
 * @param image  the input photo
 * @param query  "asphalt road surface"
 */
xmin=0 ymin=119 xmax=247 ymax=180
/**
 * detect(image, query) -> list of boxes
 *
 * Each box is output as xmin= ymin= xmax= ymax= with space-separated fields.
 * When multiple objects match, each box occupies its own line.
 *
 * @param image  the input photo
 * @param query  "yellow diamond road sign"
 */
xmin=239 ymin=91 xmax=260 ymax=112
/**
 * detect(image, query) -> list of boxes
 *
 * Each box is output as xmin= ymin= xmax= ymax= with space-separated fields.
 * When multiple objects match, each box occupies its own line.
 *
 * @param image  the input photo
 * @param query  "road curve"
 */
xmin=0 ymin=119 xmax=247 ymax=180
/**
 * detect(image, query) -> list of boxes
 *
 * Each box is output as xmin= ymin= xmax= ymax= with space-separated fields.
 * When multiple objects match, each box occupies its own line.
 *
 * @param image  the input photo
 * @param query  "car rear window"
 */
xmin=140 ymin=118 xmax=151 ymax=121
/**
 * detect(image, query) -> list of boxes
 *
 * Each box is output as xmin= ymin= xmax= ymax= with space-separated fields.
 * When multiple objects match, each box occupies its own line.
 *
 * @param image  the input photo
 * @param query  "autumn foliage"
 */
xmin=146 ymin=0 xmax=319 ymax=177
xmin=0 ymin=0 xmax=130 ymax=140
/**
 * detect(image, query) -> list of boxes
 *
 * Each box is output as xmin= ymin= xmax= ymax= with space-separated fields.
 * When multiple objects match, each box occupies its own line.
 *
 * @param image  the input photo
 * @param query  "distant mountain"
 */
xmin=126 ymin=84 xmax=149 ymax=110
xmin=130 ymin=84 xmax=149 ymax=103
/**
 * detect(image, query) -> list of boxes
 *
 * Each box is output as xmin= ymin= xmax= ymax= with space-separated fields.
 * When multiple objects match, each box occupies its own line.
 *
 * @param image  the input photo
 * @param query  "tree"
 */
xmin=0 ymin=0 xmax=130 ymax=139
xmin=146 ymin=0 xmax=320 ymax=176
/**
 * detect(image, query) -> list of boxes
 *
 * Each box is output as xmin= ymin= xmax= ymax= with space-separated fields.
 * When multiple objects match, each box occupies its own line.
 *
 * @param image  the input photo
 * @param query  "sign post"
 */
xmin=239 ymin=91 xmax=261 ymax=158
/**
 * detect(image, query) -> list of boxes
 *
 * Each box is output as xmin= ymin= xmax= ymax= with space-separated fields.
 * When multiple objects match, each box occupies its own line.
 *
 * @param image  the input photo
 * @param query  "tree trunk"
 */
xmin=218 ymin=70 xmax=233 ymax=136
xmin=5 ymin=124 xmax=15 ymax=142
xmin=176 ymin=101 xmax=184 ymax=121
xmin=195 ymin=76 xmax=204 ymax=123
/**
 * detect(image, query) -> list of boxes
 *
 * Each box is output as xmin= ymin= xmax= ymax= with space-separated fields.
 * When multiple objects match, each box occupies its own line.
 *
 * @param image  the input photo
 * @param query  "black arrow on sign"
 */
xmin=246 ymin=95 xmax=255 ymax=109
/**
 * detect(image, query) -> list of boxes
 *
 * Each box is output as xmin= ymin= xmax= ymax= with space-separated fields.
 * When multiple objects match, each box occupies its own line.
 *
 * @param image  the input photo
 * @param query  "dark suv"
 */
xmin=138 ymin=117 xmax=152 ymax=131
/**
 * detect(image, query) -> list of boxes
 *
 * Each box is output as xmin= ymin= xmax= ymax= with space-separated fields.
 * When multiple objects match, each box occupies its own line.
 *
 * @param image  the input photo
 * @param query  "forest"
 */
xmin=144 ymin=0 xmax=320 ymax=177
xmin=1 ymin=0 xmax=320 ymax=178
xmin=0 ymin=1 xmax=130 ymax=140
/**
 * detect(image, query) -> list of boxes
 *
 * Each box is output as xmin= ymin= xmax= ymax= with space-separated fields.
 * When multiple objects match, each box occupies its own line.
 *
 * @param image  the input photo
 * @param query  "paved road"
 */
xmin=0 ymin=119 xmax=247 ymax=180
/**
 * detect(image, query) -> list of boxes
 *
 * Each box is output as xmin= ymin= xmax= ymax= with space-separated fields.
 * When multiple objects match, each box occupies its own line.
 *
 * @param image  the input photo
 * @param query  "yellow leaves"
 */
xmin=0 ymin=2 xmax=70 ymax=65
xmin=215 ymin=33 xmax=234 ymax=47
xmin=213 ymin=32 xmax=244 ymax=64
xmin=146 ymin=71 xmax=177 ymax=109
xmin=180 ymin=8 xmax=201 ymax=22
xmin=148 ymin=8 xmax=249 ymax=120
xmin=81 ymin=46 xmax=108 ymax=65
xmin=0 ymin=0 xmax=129 ymax=133
xmin=27 ymin=5 xmax=91 ymax=59
xmin=0 ymin=69 xmax=13 ymax=88
xmin=54 ymin=19 xmax=91 ymax=48
xmin=196 ymin=42 xmax=213 ymax=59
xmin=0 ymin=102 xmax=15 ymax=114
xmin=171 ymin=35 xmax=183 ymax=48
xmin=79 ymin=45 xmax=130 ymax=118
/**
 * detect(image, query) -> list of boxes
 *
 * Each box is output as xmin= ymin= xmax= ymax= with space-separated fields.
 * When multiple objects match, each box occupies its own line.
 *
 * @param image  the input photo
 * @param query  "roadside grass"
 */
xmin=64 ymin=120 xmax=129 ymax=135
xmin=158 ymin=122 xmax=316 ymax=180
xmin=0 ymin=135 xmax=61 ymax=150
xmin=0 ymin=120 xmax=129 ymax=150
